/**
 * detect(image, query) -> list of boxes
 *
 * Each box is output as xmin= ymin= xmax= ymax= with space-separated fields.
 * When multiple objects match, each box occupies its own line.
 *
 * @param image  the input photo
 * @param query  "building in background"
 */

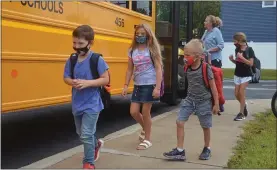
xmin=221 ymin=1 xmax=276 ymax=69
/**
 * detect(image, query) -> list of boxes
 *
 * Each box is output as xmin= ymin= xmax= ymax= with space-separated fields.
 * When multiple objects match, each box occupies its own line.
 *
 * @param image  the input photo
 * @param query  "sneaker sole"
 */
xmin=163 ymin=154 xmax=186 ymax=161
xmin=199 ymin=155 xmax=211 ymax=160
xmin=95 ymin=139 xmax=104 ymax=162
xmin=234 ymin=117 xmax=245 ymax=121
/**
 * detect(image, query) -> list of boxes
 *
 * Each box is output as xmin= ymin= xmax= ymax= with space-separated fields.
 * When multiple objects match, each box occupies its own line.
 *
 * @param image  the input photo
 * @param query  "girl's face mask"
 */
xmin=135 ymin=36 xmax=147 ymax=44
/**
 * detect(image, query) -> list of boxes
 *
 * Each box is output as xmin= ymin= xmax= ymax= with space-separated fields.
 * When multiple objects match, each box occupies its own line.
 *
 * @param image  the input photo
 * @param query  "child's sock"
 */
xmin=177 ymin=148 xmax=184 ymax=152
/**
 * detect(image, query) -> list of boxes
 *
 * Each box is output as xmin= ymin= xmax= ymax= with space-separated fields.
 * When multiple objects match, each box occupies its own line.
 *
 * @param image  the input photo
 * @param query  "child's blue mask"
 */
xmin=136 ymin=36 xmax=147 ymax=44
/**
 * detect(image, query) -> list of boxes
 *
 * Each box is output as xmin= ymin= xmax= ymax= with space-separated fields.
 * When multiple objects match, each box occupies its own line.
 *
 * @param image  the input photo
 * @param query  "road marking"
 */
xmin=262 ymin=84 xmax=276 ymax=87
xmin=223 ymin=85 xmax=276 ymax=91
xmin=20 ymin=109 xmax=178 ymax=169
xmin=224 ymin=79 xmax=276 ymax=83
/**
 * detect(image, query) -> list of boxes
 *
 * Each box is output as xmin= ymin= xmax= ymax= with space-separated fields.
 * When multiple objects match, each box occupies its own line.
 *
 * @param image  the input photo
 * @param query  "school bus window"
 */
xmin=132 ymin=1 xmax=152 ymax=16
xmin=108 ymin=1 xmax=129 ymax=8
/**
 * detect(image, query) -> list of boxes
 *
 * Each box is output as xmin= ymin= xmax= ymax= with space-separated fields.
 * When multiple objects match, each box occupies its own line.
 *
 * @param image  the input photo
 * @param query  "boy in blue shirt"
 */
xmin=63 ymin=25 xmax=109 ymax=169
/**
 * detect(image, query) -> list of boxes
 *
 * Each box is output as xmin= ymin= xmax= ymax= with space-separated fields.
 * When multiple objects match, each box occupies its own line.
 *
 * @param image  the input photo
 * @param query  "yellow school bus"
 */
xmin=2 ymin=1 xmax=192 ymax=114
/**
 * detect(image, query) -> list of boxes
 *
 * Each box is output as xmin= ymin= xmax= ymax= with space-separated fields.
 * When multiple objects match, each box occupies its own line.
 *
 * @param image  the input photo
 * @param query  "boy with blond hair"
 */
xmin=163 ymin=39 xmax=219 ymax=161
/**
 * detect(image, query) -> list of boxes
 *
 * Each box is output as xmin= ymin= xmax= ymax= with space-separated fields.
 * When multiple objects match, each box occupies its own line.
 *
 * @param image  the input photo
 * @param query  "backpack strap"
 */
xmin=69 ymin=53 xmax=78 ymax=79
xmin=245 ymin=46 xmax=250 ymax=59
xmin=90 ymin=53 xmax=111 ymax=86
xmin=184 ymin=65 xmax=189 ymax=72
xmin=90 ymin=53 xmax=101 ymax=79
xmin=244 ymin=47 xmax=256 ymax=74
xmin=202 ymin=62 xmax=210 ymax=89
xmin=130 ymin=49 xmax=134 ymax=64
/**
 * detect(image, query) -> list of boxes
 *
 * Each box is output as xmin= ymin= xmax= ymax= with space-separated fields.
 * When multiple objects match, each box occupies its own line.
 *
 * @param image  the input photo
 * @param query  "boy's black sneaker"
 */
xmin=234 ymin=112 xmax=245 ymax=121
xmin=243 ymin=104 xmax=249 ymax=117
xmin=163 ymin=148 xmax=186 ymax=161
xmin=199 ymin=147 xmax=211 ymax=160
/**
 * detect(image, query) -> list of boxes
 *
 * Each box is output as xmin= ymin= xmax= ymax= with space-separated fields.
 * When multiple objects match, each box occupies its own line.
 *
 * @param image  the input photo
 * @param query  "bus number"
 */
xmin=115 ymin=17 xmax=124 ymax=27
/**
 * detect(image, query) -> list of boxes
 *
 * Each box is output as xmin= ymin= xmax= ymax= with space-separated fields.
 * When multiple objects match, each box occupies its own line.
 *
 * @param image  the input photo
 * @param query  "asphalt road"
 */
xmin=1 ymin=80 xmax=275 ymax=169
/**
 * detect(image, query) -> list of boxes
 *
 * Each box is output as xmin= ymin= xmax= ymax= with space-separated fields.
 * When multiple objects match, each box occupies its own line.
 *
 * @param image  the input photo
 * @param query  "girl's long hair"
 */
xmin=129 ymin=23 xmax=163 ymax=67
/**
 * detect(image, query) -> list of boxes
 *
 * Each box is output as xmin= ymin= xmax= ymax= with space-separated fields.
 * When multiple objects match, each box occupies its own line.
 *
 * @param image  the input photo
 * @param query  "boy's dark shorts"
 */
xmin=131 ymin=85 xmax=160 ymax=103
xmin=177 ymin=97 xmax=213 ymax=128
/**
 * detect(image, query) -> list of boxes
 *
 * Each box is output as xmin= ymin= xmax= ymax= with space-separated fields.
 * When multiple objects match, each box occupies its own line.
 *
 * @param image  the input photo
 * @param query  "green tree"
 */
xmin=156 ymin=1 xmax=172 ymax=22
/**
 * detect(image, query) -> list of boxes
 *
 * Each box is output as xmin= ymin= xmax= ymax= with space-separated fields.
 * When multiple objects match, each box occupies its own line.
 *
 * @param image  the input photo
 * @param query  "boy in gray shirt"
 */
xmin=163 ymin=39 xmax=219 ymax=161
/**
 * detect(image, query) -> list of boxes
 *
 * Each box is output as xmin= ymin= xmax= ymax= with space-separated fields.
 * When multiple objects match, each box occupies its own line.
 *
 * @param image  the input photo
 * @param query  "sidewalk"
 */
xmin=30 ymin=99 xmax=271 ymax=169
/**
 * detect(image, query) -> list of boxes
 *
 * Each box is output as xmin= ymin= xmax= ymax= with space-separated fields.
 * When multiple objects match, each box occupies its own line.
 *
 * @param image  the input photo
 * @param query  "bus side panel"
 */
xmin=1 ymin=2 xmax=153 ymax=113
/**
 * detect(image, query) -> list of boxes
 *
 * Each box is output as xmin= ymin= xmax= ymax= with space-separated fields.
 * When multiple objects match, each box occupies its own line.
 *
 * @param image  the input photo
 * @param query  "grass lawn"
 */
xmin=223 ymin=68 xmax=276 ymax=80
xmin=227 ymin=111 xmax=276 ymax=169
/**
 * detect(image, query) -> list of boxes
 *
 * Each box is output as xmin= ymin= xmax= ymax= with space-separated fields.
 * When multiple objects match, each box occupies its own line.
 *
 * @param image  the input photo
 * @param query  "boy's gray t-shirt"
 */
xmin=187 ymin=64 xmax=214 ymax=101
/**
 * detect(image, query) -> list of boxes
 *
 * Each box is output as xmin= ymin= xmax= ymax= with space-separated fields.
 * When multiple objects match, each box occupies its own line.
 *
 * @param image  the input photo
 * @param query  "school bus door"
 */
xmin=155 ymin=1 xmax=193 ymax=105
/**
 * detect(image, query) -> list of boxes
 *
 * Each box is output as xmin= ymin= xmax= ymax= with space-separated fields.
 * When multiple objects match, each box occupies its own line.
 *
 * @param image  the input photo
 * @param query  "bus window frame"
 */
xmin=107 ymin=0 xmax=130 ymax=9
xmin=131 ymin=1 xmax=153 ymax=17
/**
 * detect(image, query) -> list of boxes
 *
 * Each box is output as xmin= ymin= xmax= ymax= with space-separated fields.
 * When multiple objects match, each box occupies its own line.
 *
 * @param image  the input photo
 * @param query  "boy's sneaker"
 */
xmin=199 ymin=147 xmax=211 ymax=160
xmin=163 ymin=148 xmax=186 ymax=161
xmin=243 ymin=104 xmax=249 ymax=117
xmin=234 ymin=112 xmax=245 ymax=121
xmin=95 ymin=139 xmax=104 ymax=161
xmin=83 ymin=163 xmax=95 ymax=169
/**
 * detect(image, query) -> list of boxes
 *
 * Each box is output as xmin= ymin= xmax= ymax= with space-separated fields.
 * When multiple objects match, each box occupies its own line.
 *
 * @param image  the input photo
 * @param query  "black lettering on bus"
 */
xmin=54 ymin=1 xmax=59 ymax=13
xmin=41 ymin=1 xmax=47 ymax=10
xmin=20 ymin=0 xmax=63 ymax=14
xmin=34 ymin=1 xmax=40 ymax=9
xmin=27 ymin=1 xmax=34 ymax=7
xmin=48 ymin=1 xmax=54 ymax=12
xmin=21 ymin=1 xmax=27 ymax=6
xmin=59 ymin=2 xmax=63 ymax=14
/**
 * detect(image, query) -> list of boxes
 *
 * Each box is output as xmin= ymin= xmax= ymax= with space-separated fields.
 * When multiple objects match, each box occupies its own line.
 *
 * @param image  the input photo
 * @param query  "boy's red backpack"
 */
xmin=184 ymin=62 xmax=225 ymax=108
xmin=202 ymin=63 xmax=225 ymax=106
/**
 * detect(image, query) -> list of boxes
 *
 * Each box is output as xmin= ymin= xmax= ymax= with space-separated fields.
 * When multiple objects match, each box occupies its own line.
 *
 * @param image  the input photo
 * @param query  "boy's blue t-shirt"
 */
xmin=63 ymin=51 xmax=109 ymax=116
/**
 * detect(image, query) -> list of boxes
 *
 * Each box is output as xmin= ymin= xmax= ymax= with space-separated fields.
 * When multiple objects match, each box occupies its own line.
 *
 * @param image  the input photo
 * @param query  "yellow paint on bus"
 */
xmin=1 ymin=1 xmax=156 ymax=113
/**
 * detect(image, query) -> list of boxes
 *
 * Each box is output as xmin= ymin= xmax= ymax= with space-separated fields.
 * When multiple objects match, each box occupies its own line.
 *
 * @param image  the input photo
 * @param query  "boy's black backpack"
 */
xmin=69 ymin=53 xmax=111 ymax=109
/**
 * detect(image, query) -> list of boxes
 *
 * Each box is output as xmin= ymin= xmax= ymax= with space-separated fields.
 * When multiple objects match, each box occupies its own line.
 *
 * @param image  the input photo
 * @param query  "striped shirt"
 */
xmin=187 ymin=63 xmax=214 ymax=101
